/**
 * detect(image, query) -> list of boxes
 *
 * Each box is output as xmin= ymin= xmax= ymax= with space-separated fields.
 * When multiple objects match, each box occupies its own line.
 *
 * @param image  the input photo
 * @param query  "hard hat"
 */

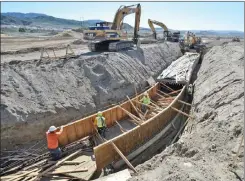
xmin=143 ymin=92 xmax=148 ymax=96
xmin=97 ymin=111 xmax=103 ymax=116
xmin=48 ymin=126 xmax=57 ymax=132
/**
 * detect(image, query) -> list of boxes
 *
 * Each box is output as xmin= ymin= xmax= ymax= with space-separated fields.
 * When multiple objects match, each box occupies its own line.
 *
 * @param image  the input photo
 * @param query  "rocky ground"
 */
xmin=129 ymin=41 xmax=244 ymax=181
xmin=1 ymin=42 xmax=182 ymax=150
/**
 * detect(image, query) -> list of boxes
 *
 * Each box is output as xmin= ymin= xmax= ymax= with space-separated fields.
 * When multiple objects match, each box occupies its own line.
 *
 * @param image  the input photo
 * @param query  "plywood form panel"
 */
xmin=94 ymin=86 xmax=185 ymax=170
xmin=58 ymin=83 xmax=160 ymax=146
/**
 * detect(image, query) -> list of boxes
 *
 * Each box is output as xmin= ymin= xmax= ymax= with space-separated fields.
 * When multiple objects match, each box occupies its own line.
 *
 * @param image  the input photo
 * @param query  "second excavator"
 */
xmin=148 ymin=19 xmax=180 ymax=42
xmin=83 ymin=4 xmax=141 ymax=52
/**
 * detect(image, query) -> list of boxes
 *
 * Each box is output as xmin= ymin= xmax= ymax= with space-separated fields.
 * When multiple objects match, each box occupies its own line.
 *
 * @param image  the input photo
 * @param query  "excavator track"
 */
xmin=108 ymin=41 xmax=134 ymax=51
xmin=88 ymin=40 xmax=134 ymax=52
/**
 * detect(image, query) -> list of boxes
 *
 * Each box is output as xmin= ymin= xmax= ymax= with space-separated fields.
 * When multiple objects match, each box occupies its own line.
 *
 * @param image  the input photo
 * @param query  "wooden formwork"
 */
xmin=58 ymin=83 xmax=158 ymax=146
xmin=94 ymin=85 xmax=185 ymax=170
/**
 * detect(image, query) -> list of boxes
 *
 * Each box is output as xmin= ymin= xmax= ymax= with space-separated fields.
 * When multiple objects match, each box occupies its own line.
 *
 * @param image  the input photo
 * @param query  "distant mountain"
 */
xmin=1 ymin=12 xmax=243 ymax=37
xmin=1 ymin=15 xmax=32 ymax=25
xmin=2 ymin=12 xmax=48 ymax=18
xmin=1 ymin=12 xmax=133 ymax=30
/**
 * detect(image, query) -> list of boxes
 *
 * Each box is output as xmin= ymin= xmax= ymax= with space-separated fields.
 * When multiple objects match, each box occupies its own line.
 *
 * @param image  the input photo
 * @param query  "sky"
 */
xmin=1 ymin=2 xmax=244 ymax=31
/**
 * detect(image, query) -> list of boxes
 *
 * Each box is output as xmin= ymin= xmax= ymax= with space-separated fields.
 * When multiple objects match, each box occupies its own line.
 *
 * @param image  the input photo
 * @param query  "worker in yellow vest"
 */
xmin=94 ymin=111 xmax=107 ymax=138
xmin=140 ymin=91 xmax=151 ymax=113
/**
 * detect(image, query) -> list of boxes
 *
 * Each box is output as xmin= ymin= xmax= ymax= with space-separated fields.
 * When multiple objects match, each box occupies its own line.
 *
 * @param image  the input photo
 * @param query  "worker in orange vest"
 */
xmin=46 ymin=125 xmax=64 ymax=161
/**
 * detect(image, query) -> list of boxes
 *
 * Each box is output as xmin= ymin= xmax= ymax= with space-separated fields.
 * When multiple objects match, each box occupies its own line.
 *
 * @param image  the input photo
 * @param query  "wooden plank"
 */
xmin=160 ymin=82 xmax=174 ymax=92
xmin=156 ymin=92 xmax=166 ymax=99
xmin=57 ymin=154 xmax=96 ymax=180
xmin=116 ymin=121 xmax=127 ymax=133
xmin=62 ymin=161 xmax=85 ymax=165
xmin=74 ymin=122 xmax=83 ymax=138
xmin=178 ymin=100 xmax=192 ymax=106
xmin=110 ymin=141 xmax=137 ymax=173
xmin=47 ymin=168 xmax=88 ymax=175
xmin=132 ymin=100 xmax=155 ymax=109
xmin=118 ymin=106 xmax=142 ymax=124
xmin=171 ymin=107 xmax=193 ymax=119
xmin=169 ymin=89 xmax=182 ymax=95
xmin=66 ymin=124 xmax=78 ymax=143
xmin=157 ymin=89 xmax=172 ymax=97
xmin=34 ymin=150 xmax=82 ymax=180
xmin=5 ymin=168 xmax=39 ymax=181
xmin=127 ymin=96 xmax=145 ymax=120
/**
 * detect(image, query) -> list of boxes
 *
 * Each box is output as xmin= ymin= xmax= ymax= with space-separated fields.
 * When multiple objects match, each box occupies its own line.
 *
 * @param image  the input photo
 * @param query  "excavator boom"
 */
xmin=111 ymin=4 xmax=141 ymax=43
xmin=148 ymin=19 xmax=169 ymax=39
xmin=86 ymin=3 xmax=141 ymax=52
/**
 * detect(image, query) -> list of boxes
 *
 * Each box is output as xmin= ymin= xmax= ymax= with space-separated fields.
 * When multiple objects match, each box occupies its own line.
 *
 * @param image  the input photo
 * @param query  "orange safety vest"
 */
xmin=46 ymin=131 xmax=62 ymax=149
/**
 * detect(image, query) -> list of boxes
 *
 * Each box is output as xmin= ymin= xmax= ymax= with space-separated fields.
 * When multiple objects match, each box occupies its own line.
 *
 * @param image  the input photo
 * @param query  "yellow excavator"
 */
xmin=179 ymin=31 xmax=205 ymax=53
xmin=148 ymin=19 xmax=180 ymax=42
xmin=83 ymin=4 xmax=141 ymax=52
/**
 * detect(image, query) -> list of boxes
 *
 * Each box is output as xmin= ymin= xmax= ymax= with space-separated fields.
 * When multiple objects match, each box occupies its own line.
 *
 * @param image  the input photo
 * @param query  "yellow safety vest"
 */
xmin=95 ymin=116 xmax=106 ymax=128
xmin=141 ymin=96 xmax=151 ymax=105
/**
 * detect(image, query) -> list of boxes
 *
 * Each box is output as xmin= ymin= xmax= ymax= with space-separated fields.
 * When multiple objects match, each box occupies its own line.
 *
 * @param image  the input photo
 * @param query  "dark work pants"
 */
xmin=49 ymin=147 xmax=62 ymax=161
xmin=98 ymin=127 xmax=106 ymax=138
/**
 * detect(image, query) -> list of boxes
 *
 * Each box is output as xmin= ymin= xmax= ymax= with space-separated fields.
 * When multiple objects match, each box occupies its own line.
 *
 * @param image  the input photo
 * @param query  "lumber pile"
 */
xmin=1 ymin=150 xmax=96 ymax=181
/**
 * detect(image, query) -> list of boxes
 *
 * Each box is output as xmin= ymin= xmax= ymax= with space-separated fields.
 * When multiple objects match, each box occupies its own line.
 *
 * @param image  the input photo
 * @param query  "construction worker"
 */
xmin=140 ymin=91 xmax=151 ymax=113
xmin=94 ymin=111 xmax=107 ymax=138
xmin=46 ymin=125 xmax=63 ymax=161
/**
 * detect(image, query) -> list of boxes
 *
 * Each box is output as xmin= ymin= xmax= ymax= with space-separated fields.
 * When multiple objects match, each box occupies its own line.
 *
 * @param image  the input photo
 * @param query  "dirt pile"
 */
xmin=129 ymin=42 xmax=244 ymax=181
xmin=1 ymin=42 xmax=182 ymax=150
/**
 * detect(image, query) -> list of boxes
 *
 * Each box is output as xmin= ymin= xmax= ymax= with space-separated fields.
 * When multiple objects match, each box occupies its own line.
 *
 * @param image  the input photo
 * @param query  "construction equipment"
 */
xmin=232 ymin=37 xmax=240 ymax=42
xmin=179 ymin=31 xmax=206 ymax=53
xmin=147 ymin=19 xmax=180 ymax=42
xmin=83 ymin=4 xmax=141 ymax=52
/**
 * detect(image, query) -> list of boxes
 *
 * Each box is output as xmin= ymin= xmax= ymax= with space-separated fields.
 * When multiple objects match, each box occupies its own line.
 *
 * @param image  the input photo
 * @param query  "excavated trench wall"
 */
xmin=1 ymin=42 xmax=182 ymax=150
xmin=129 ymin=42 xmax=244 ymax=181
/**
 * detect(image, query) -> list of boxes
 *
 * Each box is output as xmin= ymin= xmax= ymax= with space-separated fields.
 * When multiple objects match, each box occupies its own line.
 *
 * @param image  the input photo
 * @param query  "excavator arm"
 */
xmin=111 ymin=4 xmax=141 ymax=43
xmin=148 ymin=19 xmax=169 ymax=39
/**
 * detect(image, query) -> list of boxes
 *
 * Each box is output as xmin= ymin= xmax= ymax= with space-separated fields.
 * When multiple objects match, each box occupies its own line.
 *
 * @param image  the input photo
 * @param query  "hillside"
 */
xmin=1 ymin=12 xmax=244 ymax=37
xmin=1 ymin=12 xmax=133 ymax=30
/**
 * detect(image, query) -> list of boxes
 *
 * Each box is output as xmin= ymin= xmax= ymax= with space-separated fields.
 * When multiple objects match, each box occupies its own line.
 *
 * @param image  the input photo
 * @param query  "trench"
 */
xmin=92 ymin=53 xmax=205 ymax=179
xmin=1 ymin=45 xmax=201 ymax=179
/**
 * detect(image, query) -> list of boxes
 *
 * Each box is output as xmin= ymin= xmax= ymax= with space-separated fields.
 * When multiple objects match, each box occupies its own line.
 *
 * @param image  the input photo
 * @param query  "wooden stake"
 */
xmin=156 ymin=92 xmax=166 ymax=99
xmin=143 ymin=109 xmax=149 ymax=119
xmin=127 ymin=96 xmax=145 ymax=120
xmin=110 ymin=141 xmax=137 ymax=173
xmin=92 ymin=125 xmax=136 ymax=173
xmin=115 ymin=121 xmax=127 ymax=133
xmin=133 ymin=100 xmax=155 ymax=109
xmin=169 ymin=89 xmax=182 ymax=95
xmin=118 ymin=106 xmax=142 ymax=125
xmin=158 ymin=89 xmax=173 ymax=98
xmin=178 ymin=100 xmax=192 ymax=107
xmin=150 ymin=102 xmax=161 ymax=109
xmin=160 ymin=82 xmax=174 ymax=92
xmin=171 ymin=107 xmax=193 ymax=119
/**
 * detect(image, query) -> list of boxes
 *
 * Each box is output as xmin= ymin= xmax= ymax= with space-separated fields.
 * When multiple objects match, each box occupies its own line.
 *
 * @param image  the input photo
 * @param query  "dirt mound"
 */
xmin=53 ymin=30 xmax=83 ymax=39
xmin=1 ymin=42 xmax=182 ymax=150
xmin=72 ymin=39 xmax=86 ymax=45
xmin=1 ymin=33 xmax=11 ymax=37
xmin=129 ymin=42 xmax=244 ymax=181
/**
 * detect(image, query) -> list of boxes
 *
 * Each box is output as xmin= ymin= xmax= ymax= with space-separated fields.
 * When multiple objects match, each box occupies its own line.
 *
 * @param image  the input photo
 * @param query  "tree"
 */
xmin=19 ymin=27 xmax=26 ymax=32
